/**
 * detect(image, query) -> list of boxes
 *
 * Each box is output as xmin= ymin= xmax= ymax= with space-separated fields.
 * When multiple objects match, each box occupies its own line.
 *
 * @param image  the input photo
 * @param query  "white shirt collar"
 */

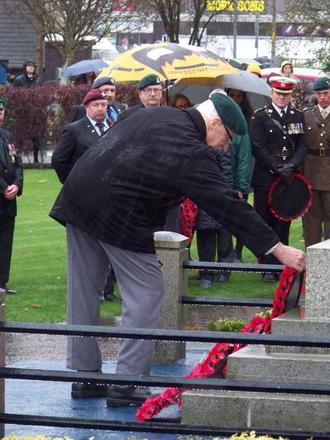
xmin=272 ymin=103 xmax=288 ymax=117
xmin=318 ymin=104 xmax=330 ymax=117
xmin=87 ymin=116 xmax=109 ymax=133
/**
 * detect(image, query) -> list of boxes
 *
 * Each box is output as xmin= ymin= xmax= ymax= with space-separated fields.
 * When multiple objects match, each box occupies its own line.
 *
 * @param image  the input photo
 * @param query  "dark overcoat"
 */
xmin=50 ymin=106 xmax=279 ymax=256
xmin=250 ymin=104 xmax=308 ymax=190
xmin=0 ymin=128 xmax=23 ymax=217
xmin=51 ymin=116 xmax=101 ymax=183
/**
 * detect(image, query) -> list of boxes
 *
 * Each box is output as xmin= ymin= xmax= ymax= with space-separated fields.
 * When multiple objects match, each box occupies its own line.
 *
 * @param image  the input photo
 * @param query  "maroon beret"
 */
xmin=82 ymin=89 xmax=107 ymax=106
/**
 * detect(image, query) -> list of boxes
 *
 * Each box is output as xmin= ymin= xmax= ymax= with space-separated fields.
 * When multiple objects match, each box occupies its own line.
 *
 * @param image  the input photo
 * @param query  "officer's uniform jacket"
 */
xmin=0 ymin=128 xmax=23 ymax=217
xmin=250 ymin=104 xmax=308 ymax=190
xmin=303 ymin=106 xmax=330 ymax=191
xmin=51 ymin=116 xmax=103 ymax=183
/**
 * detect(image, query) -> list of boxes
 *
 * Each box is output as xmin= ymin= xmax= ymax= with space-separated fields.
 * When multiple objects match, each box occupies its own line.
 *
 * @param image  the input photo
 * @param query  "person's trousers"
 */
xmin=0 ymin=215 xmax=15 ymax=288
xmin=196 ymin=228 xmax=233 ymax=280
xmin=254 ymin=189 xmax=291 ymax=264
xmin=303 ymin=189 xmax=330 ymax=247
xmin=66 ymin=224 xmax=164 ymax=375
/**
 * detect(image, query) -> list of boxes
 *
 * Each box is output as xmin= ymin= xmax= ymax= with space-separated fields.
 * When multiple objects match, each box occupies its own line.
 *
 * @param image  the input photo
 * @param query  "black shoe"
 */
xmin=104 ymin=292 xmax=122 ymax=303
xmin=5 ymin=288 xmax=17 ymax=295
xmin=107 ymin=385 xmax=153 ymax=407
xmin=262 ymin=273 xmax=277 ymax=283
xmin=71 ymin=382 xmax=108 ymax=399
xmin=0 ymin=286 xmax=16 ymax=295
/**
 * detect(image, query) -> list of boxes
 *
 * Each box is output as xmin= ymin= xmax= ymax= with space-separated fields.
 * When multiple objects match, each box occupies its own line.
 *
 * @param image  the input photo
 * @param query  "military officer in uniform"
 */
xmin=250 ymin=76 xmax=308 ymax=281
xmin=0 ymin=100 xmax=24 ymax=295
xmin=302 ymin=76 xmax=330 ymax=247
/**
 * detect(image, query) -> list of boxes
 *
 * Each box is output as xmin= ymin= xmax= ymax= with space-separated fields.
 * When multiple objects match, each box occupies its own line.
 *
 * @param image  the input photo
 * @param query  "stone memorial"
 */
xmin=181 ymin=240 xmax=330 ymax=433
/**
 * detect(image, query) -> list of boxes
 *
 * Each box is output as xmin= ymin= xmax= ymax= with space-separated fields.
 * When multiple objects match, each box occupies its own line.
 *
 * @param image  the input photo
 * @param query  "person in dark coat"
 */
xmin=12 ymin=61 xmax=42 ymax=88
xmin=0 ymin=100 xmax=24 ymax=295
xmin=250 ymin=76 xmax=308 ymax=282
xmin=13 ymin=61 xmax=42 ymax=163
xmin=50 ymin=92 xmax=306 ymax=405
xmin=52 ymin=89 xmax=109 ymax=184
xmin=69 ymin=76 xmax=123 ymax=124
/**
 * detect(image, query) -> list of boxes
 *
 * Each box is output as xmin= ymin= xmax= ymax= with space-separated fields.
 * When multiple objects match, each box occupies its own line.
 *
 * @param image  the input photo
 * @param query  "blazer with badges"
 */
xmin=250 ymin=104 xmax=308 ymax=190
xmin=303 ymin=106 xmax=330 ymax=191
xmin=52 ymin=116 xmax=103 ymax=183
xmin=0 ymin=128 xmax=23 ymax=217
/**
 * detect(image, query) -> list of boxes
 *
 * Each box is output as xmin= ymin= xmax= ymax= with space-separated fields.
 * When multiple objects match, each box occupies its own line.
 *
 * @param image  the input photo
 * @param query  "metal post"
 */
xmin=271 ymin=0 xmax=277 ymax=58
xmin=233 ymin=0 xmax=238 ymax=58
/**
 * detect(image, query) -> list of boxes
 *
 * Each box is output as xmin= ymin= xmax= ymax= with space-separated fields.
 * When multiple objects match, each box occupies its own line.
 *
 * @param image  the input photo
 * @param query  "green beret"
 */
xmin=313 ymin=76 xmax=330 ymax=92
xmin=138 ymin=74 xmax=161 ymax=90
xmin=210 ymin=93 xmax=247 ymax=135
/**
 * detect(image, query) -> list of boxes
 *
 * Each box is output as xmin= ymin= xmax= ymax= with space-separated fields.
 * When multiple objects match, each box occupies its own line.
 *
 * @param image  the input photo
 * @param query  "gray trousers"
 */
xmin=66 ymin=224 xmax=164 ymax=375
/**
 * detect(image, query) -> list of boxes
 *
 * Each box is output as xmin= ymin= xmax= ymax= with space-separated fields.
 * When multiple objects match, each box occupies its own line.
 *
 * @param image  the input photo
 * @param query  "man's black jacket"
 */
xmin=0 ymin=128 xmax=23 ymax=217
xmin=250 ymin=104 xmax=308 ymax=190
xmin=50 ymin=106 xmax=279 ymax=255
xmin=51 ymin=116 xmax=100 ymax=183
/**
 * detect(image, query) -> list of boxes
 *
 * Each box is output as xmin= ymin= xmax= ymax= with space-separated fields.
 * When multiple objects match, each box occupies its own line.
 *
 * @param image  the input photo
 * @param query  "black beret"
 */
xmin=24 ymin=60 xmax=36 ymax=67
xmin=209 ymin=92 xmax=247 ymax=135
xmin=138 ymin=74 xmax=161 ymax=90
xmin=92 ymin=76 xmax=116 ymax=89
xmin=313 ymin=76 xmax=330 ymax=92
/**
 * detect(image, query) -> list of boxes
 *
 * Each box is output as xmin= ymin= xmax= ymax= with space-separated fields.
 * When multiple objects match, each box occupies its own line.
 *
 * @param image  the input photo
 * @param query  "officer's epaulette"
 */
xmin=303 ymin=106 xmax=313 ymax=113
xmin=253 ymin=106 xmax=267 ymax=114
xmin=251 ymin=106 xmax=267 ymax=120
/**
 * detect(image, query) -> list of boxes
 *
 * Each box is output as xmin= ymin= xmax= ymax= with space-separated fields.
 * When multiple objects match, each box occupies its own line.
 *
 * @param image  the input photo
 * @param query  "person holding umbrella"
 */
xmin=50 ymin=91 xmax=305 ymax=405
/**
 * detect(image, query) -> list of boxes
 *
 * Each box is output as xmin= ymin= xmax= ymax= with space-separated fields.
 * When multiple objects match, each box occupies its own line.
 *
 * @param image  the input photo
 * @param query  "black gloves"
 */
xmin=276 ymin=162 xmax=295 ymax=177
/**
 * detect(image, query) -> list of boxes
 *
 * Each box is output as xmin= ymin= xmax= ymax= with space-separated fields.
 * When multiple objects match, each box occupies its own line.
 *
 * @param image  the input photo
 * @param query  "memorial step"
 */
xmin=181 ymin=389 xmax=330 ymax=432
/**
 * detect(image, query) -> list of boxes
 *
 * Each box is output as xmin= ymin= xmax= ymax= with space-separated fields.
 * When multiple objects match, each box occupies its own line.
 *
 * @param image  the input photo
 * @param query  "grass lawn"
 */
xmin=7 ymin=169 xmax=305 ymax=323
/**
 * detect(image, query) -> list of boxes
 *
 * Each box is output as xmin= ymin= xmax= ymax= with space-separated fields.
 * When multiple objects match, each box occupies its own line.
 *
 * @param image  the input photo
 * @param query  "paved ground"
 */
xmin=4 ymin=333 xmax=216 ymax=439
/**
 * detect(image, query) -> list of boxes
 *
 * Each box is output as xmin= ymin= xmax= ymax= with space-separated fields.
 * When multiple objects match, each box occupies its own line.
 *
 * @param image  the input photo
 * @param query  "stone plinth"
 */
xmin=182 ymin=390 xmax=330 ymax=432
xmin=181 ymin=241 xmax=330 ymax=434
xmin=153 ymin=231 xmax=189 ymax=363
xmin=270 ymin=307 xmax=330 ymax=354
xmin=305 ymin=240 xmax=330 ymax=319
xmin=227 ymin=344 xmax=330 ymax=384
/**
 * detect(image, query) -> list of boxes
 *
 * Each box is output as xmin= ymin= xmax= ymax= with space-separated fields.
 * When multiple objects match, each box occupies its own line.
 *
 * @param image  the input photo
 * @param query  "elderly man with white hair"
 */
xmin=50 ymin=91 xmax=306 ymax=406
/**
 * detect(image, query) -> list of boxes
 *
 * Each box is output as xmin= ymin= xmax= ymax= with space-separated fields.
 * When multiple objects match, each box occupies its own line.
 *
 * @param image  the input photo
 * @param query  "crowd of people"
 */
xmin=1 ymin=56 xmax=329 ymax=406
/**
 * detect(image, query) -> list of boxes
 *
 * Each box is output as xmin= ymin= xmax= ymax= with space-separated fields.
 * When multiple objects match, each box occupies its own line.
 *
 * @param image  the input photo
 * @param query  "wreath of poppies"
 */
xmin=136 ymin=266 xmax=305 ymax=422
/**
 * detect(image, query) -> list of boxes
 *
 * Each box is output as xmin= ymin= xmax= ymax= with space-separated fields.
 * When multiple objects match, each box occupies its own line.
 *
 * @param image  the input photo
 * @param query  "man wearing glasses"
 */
xmin=117 ymin=74 xmax=163 ymax=122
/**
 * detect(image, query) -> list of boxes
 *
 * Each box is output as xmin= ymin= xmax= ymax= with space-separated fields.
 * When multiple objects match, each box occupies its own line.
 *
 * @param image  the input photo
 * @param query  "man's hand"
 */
xmin=272 ymin=243 xmax=306 ymax=272
xmin=276 ymin=162 xmax=295 ymax=177
xmin=4 ymin=184 xmax=19 ymax=200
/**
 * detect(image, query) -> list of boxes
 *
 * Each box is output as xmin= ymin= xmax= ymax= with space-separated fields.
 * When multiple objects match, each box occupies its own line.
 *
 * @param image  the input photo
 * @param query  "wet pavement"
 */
xmin=4 ymin=334 xmax=216 ymax=439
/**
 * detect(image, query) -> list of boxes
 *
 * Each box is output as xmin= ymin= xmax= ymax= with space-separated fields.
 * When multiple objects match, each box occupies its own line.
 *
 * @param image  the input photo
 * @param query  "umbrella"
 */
xmin=63 ymin=59 xmax=108 ymax=78
xmin=97 ymin=42 xmax=237 ymax=82
xmin=170 ymin=70 xmax=271 ymax=110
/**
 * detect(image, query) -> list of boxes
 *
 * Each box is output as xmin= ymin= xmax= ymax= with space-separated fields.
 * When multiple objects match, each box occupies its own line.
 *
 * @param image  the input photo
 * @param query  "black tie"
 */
xmin=280 ymin=109 xmax=286 ymax=119
xmin=96 ymin=122 xmax=105 ymax=135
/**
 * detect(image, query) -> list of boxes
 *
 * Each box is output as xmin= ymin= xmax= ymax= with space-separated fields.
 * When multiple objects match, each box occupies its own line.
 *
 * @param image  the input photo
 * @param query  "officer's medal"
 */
xmin=8 ymin=144 xmax=17 ymax=164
